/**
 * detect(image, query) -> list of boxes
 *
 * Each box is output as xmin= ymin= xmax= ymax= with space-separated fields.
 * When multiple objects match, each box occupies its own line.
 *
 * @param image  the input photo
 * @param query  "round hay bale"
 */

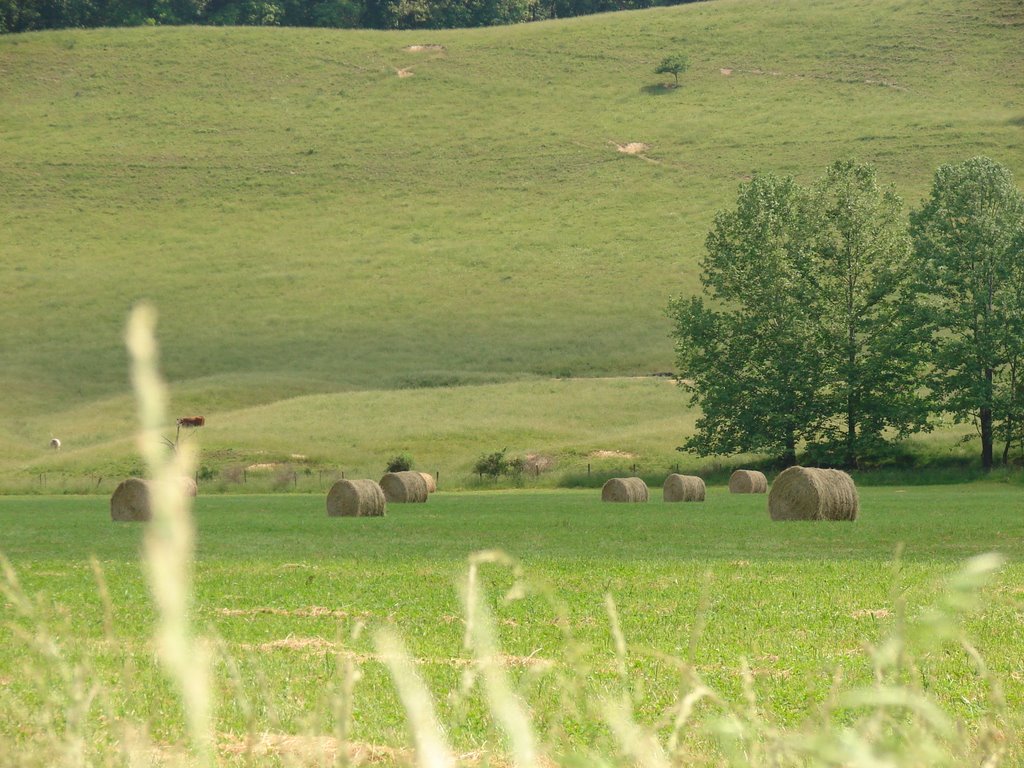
xmin=768 ymin=466 xmax=859 ymax=521
xmin=601 ymin=477 xmax=649 ymax=503
xmin=110 ymin=478 xmax=151 ymax=522
xmin=111 ymin=476 xmax=197 ymax=522
xmin=419 ymin=472 xmax=437 ymax=493
xmin=728 ymin=469 xmax=768 ymax=494
xmin=326 ymin=479 xmax=386 ymax=517
xmin=379 ymin=471 xmax=429 ymax=503
xmin=663 ymin=474 xmax=705 ymax=502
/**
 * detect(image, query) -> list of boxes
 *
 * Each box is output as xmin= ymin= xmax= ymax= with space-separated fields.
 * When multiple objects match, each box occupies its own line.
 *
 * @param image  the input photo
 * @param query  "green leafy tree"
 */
xmin=910 ymin=156 xmax=1024 ymax=470
xmin=655 ymin=53 xmax=688 ymax=87
xmin=808 ymin=160 xmax=930 ymax=466
xmin=669 ymin=174 xmax=827 ymax=467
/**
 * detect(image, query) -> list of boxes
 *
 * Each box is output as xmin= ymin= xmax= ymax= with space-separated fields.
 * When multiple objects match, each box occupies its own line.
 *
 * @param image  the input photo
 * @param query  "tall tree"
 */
xmin=808 ymin=160 xmax=930 ymax=467
xmin=910 ymin=156 xmax=1024 ymax=470
xmin=668 ymin=174 xmax=827 ymax=467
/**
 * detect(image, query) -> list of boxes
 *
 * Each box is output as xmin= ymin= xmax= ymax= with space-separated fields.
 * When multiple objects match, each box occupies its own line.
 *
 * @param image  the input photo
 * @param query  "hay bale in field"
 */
xmin=768 ymin=466 xmax=858 ymax=521
xmin=379 ymin=471 xmax=429 ymax=503
xmin=601 ymin=477 xmax=649 ymax=503
xmin=663 ymin=474 xmax=705 ymax=502
xmin=111 ymin=477 xmax=198 ymax=521
xmin=419 ymin=472 xmax=437 ymax=493
xmin=728 ymin=469 xmax=768 ymax=494
xmin=111 ymin=478 xmax=151 ymax=521
xmin=326 ymin=479 xmax=387 ymax=517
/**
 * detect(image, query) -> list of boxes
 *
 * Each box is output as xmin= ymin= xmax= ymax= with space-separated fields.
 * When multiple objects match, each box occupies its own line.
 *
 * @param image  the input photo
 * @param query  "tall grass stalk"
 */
xmin=126 ymin=304 xmax=212 ymax=764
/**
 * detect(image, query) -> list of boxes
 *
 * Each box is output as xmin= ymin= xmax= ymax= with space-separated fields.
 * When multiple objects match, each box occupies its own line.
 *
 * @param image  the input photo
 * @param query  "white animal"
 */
xmin=50 ymin=437 xmax=61 ymax=451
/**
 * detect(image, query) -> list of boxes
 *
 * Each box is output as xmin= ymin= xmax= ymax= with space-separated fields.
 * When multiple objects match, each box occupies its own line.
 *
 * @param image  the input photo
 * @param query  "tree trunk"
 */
xmin=781 ymin=432 xmax=797 ymax=468
xmin=981 ymin=367 xmax=994 ymax=471
xmin=1003 ymin=417 xmax=1012 ymax=466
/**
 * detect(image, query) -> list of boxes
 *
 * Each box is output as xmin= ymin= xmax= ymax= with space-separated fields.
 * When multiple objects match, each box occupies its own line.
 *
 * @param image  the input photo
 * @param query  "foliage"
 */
xmin=654 ymin=52 xmax=689 ymax=86
xmin=0 ymin=0 xmax=698 ymax=31
xmin=910 ymin=156 xmax=1024 ymax=470
xmin=807 ymin=159 xmax=931 ymax=466
xmin=386 ymin=452 xmax=414 ymax=472
xmin=671 ymin=161 xmax=936 ymax=468
xmin=473 ymin=447 xmax=523 ymax=478
xmin=669 ymin=173 xmax=828 ymax=466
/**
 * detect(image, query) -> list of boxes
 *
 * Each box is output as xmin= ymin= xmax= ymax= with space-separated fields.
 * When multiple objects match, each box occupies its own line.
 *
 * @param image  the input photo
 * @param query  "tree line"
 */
xmin=0 ymin=0 xmax=697 ymax=33
xmin=669 ymin=157 xmax=1024 ymax=471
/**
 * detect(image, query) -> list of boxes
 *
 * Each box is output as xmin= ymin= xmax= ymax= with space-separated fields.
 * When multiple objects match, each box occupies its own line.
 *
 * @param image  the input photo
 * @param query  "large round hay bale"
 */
xmin=111 ymin=477 xmax=197 ymax=521
xmin=419 ymin=472 xmax=437 ymax=493
xmin=326 ymin=479 xmax=387 ymax=517
xmin=379 ymin=471 xmax=429 ymax=503
xmin=601 ymin=477 xmax=649 ymax=503
xmin=111 ymin=478 xmax=151 ymax=522
xmin=728 ymin=469 xmax=768 ymax=494
xmin=663 ymin=474 xmax=705 ymax=502
xmin=768 ymin=466 xmax=858 ymax=521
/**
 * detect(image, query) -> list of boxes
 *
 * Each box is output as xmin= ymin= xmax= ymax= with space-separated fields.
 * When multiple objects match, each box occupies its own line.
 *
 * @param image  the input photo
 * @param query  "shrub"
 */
xmin=473 ymin=449 xmax=524 ymax=479
xmin=386 ymin=453 xmax=413 ymax=472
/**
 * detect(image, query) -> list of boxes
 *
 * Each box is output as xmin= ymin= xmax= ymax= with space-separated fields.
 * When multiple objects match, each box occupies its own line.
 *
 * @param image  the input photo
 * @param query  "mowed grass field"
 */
xmin=1 ymin=0 xmax=1023 ymax=482
xmin=2 ymin=486 xmax=1023 ymax=761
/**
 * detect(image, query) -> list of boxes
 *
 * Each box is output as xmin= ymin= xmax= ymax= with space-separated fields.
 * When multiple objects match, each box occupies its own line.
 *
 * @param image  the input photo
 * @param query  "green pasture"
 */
xmin=2 ymin=486 xmax=1023 ymax=760
xmin=1 ymin=0 xmax=1023 ymax=483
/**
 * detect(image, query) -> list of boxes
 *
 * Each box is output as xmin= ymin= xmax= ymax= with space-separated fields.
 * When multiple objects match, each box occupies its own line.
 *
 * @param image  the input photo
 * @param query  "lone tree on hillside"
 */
xmin=655 ymin=54 xmax=689 ymax=87
xmin=910 ymin=156 xmax=1024 ymax=471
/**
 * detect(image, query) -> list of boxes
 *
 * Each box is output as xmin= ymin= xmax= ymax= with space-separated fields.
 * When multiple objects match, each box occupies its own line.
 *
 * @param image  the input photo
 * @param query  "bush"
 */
xmin=473 ymin=449 xmax=524 ymax=479
xmin=386 ymin=453 xmax=413 ymax=472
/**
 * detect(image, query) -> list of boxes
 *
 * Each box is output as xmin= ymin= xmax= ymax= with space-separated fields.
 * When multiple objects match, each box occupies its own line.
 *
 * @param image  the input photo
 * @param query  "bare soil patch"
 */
xmin=590 ymin=450 xmax=639 ymax=459
xmin=612 ymin=141 xmax=650 ymax=155
xmin=218 ymin=606 xmax=358 ymax=619
xmin=404 ymin=44 xmax=446 ymax=52
xmin=242 ymin=638 xmax=556 ymax=670
xmin=395 ymin=68 xmax=414 ymax=78
xmin=850 ymin=608 xmax=892 ymax=619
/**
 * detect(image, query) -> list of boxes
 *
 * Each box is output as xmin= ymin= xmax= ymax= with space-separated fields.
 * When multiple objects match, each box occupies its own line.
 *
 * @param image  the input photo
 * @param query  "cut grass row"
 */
xmin=2 ymin=487 xmax=1022 ymax=757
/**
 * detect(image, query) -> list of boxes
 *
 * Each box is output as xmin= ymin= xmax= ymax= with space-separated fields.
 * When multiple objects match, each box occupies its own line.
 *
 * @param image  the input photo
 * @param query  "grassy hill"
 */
xmin=1 ymin=0 xmax=1022 ymax=482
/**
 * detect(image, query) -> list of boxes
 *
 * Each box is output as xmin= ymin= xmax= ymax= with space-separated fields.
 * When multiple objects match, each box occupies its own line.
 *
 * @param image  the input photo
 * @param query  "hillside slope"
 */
xmin=0 ymin=0 xmax=1021 ymax=472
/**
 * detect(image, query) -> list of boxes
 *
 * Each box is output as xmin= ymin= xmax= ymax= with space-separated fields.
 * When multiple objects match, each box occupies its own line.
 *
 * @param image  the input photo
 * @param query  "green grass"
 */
xmin=1 ymin=0 xmax=1023 ymax=483
xmin=2 ymin=486 xmax=1023 ymax=760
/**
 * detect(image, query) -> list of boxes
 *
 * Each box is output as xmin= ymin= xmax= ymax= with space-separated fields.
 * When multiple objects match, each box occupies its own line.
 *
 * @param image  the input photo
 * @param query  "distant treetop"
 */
xmin=1 ymin=0 xmax=706 ymax=34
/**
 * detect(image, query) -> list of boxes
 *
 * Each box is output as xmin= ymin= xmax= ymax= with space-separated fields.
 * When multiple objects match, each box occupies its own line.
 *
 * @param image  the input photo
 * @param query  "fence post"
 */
xmin=587 ymin=463 xmax=591 ymax=476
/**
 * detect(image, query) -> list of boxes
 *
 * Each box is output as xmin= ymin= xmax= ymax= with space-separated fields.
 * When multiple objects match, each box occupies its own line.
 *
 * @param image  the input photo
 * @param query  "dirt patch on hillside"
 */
xmin=395 ymin=68 xmax=414 ymax=78
xmin=404 ymin=44 xmax=446 ymax=52
xmin=612 ymin=141 xmax=650 ymax=155
xmin=590 ymin=450 xmax=639 ymax=459
xmin=720 ymin=67 xmax=733 ymax=75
